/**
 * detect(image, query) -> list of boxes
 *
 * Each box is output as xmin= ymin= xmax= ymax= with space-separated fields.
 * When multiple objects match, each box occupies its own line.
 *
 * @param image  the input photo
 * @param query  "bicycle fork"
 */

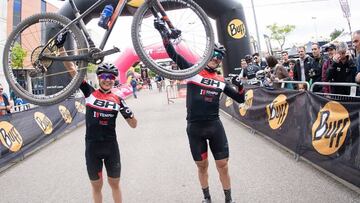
xmin=149 ymin=0 xmax=182 ymax=39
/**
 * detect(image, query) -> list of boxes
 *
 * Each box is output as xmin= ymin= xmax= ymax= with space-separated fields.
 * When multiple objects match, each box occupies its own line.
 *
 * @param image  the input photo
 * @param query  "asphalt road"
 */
xmin=0 ymin=89 xmax=359 ymax=203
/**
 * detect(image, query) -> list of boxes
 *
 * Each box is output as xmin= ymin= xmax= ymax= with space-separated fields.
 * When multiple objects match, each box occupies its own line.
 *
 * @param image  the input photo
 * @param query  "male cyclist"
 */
xmin=57 ymin=34 xmax=137 ymax=203
xmin=155 ymin=19 xmax=244 ymax=203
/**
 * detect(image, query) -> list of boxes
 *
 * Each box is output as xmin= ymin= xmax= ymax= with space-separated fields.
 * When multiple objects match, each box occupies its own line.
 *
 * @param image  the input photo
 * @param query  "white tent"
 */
xmin=322 ymin=31 xmax=352 ymax=49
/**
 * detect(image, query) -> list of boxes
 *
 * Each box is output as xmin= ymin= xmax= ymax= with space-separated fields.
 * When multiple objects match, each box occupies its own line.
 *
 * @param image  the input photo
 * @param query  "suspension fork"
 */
xmin=148 ymin=0 xmax=175 ymax=29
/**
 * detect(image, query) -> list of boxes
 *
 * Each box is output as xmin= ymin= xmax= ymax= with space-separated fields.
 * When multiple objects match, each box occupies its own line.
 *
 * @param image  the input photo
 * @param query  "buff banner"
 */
xmin=0 ymin=98 xmax=85 ymax=171
xmin=220 ymin=86 xmax=360 ymax=188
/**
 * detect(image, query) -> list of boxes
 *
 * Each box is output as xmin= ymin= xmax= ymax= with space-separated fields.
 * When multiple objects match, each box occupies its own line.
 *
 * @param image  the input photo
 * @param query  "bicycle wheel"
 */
xmin=3 ymin=13 xmax=88 ymax=106
xmin=131 ymin=0 xmax=214 ymax=80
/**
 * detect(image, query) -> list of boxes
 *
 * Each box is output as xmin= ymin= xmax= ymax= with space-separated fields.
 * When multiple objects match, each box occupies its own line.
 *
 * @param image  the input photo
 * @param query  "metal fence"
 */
xmin=166 ymin=85 xmax=178 ymax=104
xmin=273 ymin=80 xmax=311 ymax=91
xmin=311 ymin=82 xmax=360 ymax=102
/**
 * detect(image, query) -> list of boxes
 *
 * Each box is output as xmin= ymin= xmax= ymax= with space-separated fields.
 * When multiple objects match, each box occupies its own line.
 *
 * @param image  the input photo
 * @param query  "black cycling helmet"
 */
xmin=96 ymin=63 xmax=118 ymax=76
xmin=214 ymin=42 xmax=226 ymax=55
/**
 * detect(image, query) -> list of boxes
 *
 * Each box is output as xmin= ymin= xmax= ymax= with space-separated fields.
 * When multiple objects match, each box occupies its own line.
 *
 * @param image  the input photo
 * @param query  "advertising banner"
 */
xmin=0 ymin=98 xmax=86 ymax=170
xmin=220 ymin=86 xmax=360 ymax=187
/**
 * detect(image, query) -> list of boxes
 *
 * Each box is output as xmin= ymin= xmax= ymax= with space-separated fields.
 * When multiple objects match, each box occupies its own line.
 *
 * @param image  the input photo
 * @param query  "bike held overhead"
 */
xmin=3 ymin=0 xmax=214 ymax=106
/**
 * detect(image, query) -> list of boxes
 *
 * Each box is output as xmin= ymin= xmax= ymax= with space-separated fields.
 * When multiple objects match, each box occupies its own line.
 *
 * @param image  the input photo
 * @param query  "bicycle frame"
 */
xmin=41 ymin=0 xmax=175 ymax=62
xmin=40 ymin=0 xmax=125 ymax=61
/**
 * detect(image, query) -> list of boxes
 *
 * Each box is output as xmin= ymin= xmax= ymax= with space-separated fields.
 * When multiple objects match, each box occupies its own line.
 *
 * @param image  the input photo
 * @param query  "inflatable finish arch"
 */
xmin=58 ymin=0 xmax=251 ymax=76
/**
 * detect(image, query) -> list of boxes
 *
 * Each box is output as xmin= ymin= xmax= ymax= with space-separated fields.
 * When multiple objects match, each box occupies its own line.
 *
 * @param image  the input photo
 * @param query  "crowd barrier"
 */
xmin=0 ymin=98 xmax=86 ymax=172
xmin=273 ymin=80 xmax=310 ymax=90
xmin=311 ymin=82 xmax=360 ymax=102
xmin=220 ymin=85 xmax=360 ymax=190
xmin=166 ymin=83 xmax=187 ymax=104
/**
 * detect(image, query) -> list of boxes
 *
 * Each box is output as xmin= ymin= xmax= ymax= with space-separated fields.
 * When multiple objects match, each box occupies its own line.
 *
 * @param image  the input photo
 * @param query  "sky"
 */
xmin=46 ymin=0 xmax=360 ymax=59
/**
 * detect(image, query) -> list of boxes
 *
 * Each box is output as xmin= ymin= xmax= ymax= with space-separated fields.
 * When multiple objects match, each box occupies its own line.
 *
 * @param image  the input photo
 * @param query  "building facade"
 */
xmin=1 ymin=0 xmax=8 ymax=96
xmin=5 ymin=0 xmax=58 ymax=98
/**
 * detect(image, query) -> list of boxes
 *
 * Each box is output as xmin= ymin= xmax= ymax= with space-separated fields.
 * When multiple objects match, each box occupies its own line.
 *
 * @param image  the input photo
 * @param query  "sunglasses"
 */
xmin=98 ymin=73 xmax=116 ymax=80
xmin=212 ymin=51 xmax=224 ymax=60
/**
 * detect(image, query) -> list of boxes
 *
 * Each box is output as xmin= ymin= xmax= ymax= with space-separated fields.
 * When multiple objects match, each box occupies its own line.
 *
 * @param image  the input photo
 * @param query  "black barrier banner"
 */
xmin=0 ymin=98 xmax=85 ymax=170
xmin=220 ymin=86 xmax=360 ymax=188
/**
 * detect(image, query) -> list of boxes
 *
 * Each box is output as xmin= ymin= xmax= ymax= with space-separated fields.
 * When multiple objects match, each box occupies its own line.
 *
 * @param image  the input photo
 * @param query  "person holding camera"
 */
xmin=326 ymin=42 xmax=357 ymax=95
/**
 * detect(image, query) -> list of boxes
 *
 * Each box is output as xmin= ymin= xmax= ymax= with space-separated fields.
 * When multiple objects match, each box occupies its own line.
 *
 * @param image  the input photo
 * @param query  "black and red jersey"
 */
xmin=164 ymin=41 xmax=245 ymax=122
xmin=80 ymin=81 xmax=131 ymax=142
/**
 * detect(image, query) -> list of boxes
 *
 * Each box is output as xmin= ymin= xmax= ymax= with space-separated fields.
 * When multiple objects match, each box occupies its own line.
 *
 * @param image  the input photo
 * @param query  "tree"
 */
xmin=86 ymin=63 xmax=97 ymax=73
xmin=329 ymin=28 xmax=344 ymax=41
xmin=11 ymin=43 xmax=27 ymax=69
xmin=266 ymin=23 xmax=295 ymax=51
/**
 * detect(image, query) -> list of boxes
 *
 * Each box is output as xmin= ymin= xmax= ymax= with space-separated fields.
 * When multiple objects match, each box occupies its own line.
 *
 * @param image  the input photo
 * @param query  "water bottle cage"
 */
xmin=98 ymin=5 xmax=114 ymax=29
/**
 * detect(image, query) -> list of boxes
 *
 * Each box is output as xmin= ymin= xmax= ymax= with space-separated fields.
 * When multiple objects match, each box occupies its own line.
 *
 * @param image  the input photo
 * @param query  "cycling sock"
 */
xmin=224 ymin=189 xmax=232 ymax=201
xmin=202 ymin=187 xmax=211 ymax=199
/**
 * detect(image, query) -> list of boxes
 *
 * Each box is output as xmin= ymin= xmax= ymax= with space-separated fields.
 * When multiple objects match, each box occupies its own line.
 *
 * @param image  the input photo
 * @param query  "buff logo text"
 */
xmin=229 ymin=23 xmax=245 ymax=37
xmin=0 ymin=127 xmax=21 ymax=147
xmin=94 ymin=100 xmax=117 ymax=109
xmin=268 ymin=102 xmax=287 ymax=125
xmin=60 ymin=109 xmax=71 ymax=121
xmin=35 ymin=116 xmax=52 ymax=131
xmin=313 ymin=111 xmax=349 ymax=148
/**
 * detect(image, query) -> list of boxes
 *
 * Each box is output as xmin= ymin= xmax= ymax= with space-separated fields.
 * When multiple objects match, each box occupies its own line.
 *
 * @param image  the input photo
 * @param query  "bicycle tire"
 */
xmin=3 ymin=13 xmax=88 ymax=106
xmin=131 ymin=0 xmax=214 ymax=80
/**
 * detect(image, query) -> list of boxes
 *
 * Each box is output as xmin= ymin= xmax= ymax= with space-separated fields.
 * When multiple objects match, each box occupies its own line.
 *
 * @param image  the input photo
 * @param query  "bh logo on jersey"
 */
xmin=0 ymin=121 xmax=23 ymax=152
xmin=94 ymin=99 xmax=118 ymax=110
xmin=239 ymin=90 xmax=253 ymax=116
xmin=266 ymin=94 xmax=289 ymax=129
xmin=34 ymin=112 xmax=53 ymax=135
xmin=200 ymin=78 xmax=221 ymax=88
xmin=312 ymin=101 xmax=350 ymax=155
xmin=227 ymin=19 xmax=246 ymax=39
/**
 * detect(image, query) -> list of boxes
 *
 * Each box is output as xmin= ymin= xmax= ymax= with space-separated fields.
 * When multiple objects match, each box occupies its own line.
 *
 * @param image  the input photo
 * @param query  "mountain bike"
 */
xmin=3 ymin=0 xmax=214 ymax=105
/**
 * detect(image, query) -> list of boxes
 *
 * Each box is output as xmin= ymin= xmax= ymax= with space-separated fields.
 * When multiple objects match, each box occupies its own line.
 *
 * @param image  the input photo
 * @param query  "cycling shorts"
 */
xmin=85 ymin=141 xmax=121 ymax=180
xmin=186 ymin=119 xmax=229 ymax=161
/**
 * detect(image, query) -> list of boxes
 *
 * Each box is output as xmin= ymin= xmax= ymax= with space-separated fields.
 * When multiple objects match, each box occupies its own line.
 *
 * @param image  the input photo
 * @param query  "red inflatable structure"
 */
xmin=113 ymin=42 xmax=199 ymax=84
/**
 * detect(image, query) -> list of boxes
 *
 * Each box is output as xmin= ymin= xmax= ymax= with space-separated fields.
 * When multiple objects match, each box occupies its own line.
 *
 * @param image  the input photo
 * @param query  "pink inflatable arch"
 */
xmin=113 ymin=42 xmax=199 ymax=84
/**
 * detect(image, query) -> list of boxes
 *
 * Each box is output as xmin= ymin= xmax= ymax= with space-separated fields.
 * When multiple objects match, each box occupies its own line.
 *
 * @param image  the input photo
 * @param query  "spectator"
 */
xmin=294 ymin=46 xmax=314 ymax=88
xmin=326 ymin=42 xmax=357 ymax=95
xmin=237 ymin=59 xmax=247 ymax=79
xmin=265 ymin=56 xmax=290 ymax=89
xmin=155 ymin=75 xmax=164 ymax=92
xmin=243 ymin=54 xmax=260 ymax=81
xmin=353 ymin=30 xmax=360 ymax=84
xmin=288 ymin=59 xmax=296 ymax=80
xmin=311 ymin=43 xmax=326 ymax=92
xmin=252 ymin=53 xmax=267 ymax=70
xmin=147 ymin=78 xmax=153 ymax=90
xmin=0 ymin=84 xmax=12 ymax=115
xmin=272 ymin=66 xmax=290 ymax=89
xmin=322 ymin=43 xmax=336 ymax=93
xmin=240 ymin=58 xmax=247 ymax=69
xmin=281 ymin=51 xmax=290 ymax=70
xmin=130 ymin=76 xmax=138 ymax=98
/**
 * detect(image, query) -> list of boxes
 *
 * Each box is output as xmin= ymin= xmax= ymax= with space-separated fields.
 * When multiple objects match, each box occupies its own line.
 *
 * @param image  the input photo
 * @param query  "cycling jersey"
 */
xmin=80 ymin=81 xmax=133 ymax=180
xmin=80 ymin=81 xmax=132 ymax=142
xmin=163 ymin=40 xmax=244 ymax=161
xmin=164 ymin=42 xmax=245 ymax=122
